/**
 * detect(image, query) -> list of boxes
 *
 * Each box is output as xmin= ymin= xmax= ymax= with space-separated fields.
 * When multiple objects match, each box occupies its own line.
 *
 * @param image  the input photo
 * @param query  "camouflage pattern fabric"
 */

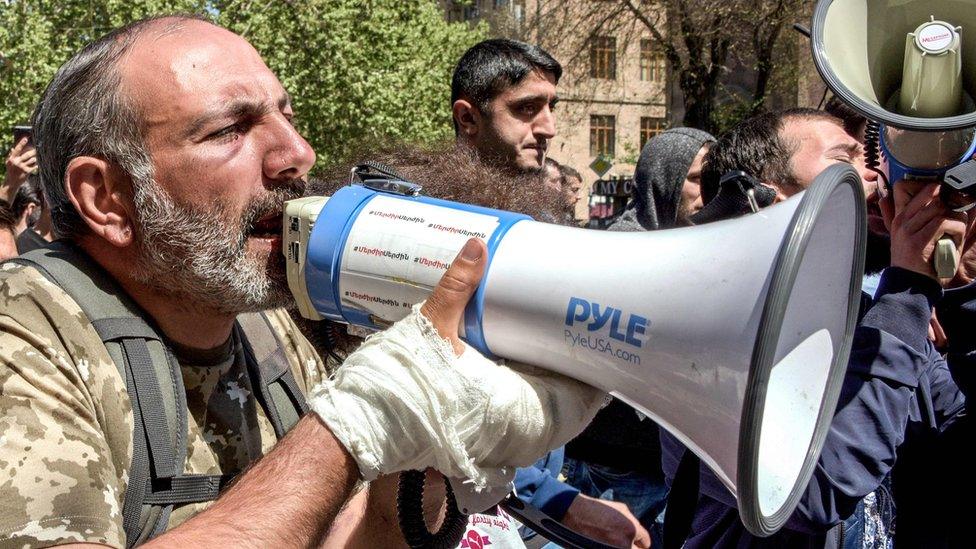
xmin=0 ymin=263 xmax=328 ymax=548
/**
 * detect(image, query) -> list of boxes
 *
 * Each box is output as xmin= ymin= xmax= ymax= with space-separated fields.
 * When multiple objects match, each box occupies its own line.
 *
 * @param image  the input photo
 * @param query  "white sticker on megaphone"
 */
xmin=339 ymin=195 xmax=501 ymax=324
xmin=916 ymin=22 xmax=956 ymax=54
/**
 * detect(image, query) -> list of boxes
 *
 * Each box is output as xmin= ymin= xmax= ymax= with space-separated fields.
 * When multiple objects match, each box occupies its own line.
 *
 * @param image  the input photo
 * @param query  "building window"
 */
xmin=591 ymin=115 xmax=616 ymax=157
xmin=640 ymin=117 xmax=667 ymax=150
xmin=512 ymin=0 xmax=525 ymax=21
xmin=639 ymin=39 xmax=666 ymax=82
xmin=589 ymin=36 xmax=617 ymax=79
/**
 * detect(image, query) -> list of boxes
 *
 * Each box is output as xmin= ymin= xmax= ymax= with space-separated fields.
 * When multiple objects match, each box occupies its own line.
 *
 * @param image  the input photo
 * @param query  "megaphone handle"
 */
xmin=934 ymin=235 xmax=959 ymax=279
xmin=498 ymin=494 xmax=624 ymax=549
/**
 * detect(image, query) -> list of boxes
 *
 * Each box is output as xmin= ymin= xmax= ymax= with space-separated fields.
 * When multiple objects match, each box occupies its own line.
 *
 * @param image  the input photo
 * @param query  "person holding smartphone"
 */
xmin=2 ymin=127 xmax=37 ymax=204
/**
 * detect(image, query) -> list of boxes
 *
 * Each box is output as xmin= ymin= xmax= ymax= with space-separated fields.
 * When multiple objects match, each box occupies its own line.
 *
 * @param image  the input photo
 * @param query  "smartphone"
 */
xmin=12 ymin=125 xmax=32 ymax=148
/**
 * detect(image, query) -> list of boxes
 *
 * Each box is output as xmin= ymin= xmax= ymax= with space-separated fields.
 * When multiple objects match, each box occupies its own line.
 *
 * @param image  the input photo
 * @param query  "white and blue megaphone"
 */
xmin=285 ymin=163 xmax=866 ymax=538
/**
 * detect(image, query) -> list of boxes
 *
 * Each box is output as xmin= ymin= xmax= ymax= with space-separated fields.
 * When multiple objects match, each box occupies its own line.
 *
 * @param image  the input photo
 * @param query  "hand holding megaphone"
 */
xmin=308 ymin=237 xmax=605 ymax=485
xmin=951 ymin=215 xmax=976 ymax=287
xmin=885 ymin=181 xmax=968 ymax=280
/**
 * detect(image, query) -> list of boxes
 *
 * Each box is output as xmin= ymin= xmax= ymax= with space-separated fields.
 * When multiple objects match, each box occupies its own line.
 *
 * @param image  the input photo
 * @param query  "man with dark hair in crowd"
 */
xmin=0 ymin=201 xmax=17 ymax=261
xmin=557 ymin=161 xmax=584 ymax=218
xmin=542 ymin=158 xmax=584 ymax=222
xmin=10 ymin=181 xmax=40 ymax=231
xmin=665 ymin=108 xmax=968 ymax=547
xmin=700 ymin=109 xmax=889 ymax=277
xmin=3 ymin=136 xmax=53 ymax=254
xmin=452 ymin=38 xmax=560 ymax=174
xmin=0 ymin=16 xmax=603 ymax=548
xmin=9 ymin=176 xmax=53 ymax=253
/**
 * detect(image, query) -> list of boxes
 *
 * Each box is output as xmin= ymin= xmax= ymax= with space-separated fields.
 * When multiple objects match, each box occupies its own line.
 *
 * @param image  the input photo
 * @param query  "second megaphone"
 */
xmin=284 ymin=163 xmax=866 ymax=537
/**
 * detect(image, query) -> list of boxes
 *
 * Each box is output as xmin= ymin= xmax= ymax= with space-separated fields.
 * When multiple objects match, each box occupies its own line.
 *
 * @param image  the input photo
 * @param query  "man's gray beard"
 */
xmin=129 ymin=179 xmax=296 ymax=315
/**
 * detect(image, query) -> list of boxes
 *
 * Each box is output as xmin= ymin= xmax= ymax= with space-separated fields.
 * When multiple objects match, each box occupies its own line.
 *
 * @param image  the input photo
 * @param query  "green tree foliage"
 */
xmin=0 ymin=0 xmax=486 ymax=171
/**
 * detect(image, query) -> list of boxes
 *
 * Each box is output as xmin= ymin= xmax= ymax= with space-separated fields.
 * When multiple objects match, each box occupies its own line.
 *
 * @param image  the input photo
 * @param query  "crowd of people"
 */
xmin=0 ymin=13 xmax=972 ymax=549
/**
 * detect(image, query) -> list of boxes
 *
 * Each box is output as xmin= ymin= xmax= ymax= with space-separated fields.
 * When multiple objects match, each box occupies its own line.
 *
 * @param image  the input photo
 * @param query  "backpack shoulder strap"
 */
xmin=237 ymin=311 xmax=309 ymax=437
xmin=8 ymin=242 xmax=227 ymax=546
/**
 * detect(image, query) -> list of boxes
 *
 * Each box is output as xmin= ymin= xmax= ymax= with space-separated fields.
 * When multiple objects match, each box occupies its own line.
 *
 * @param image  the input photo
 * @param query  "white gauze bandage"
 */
xmin=309 ymin=303 xmax=606 ymax=492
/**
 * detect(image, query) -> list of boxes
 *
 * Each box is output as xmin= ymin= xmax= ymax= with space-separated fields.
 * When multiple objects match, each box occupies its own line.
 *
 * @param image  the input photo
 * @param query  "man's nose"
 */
xmin=535 ymin=107 xmax=556 ymax=140
xmin=859 ymin=162 xmax=880 ymax=191
xmin=264 ymin=116 xmax=317 ymax=181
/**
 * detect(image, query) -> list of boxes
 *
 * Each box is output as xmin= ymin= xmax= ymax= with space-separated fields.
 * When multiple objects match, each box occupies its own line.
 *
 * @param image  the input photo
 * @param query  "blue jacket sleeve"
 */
xmin=787 ymin=267 xmax=963 ymax=532
xmin=513 ymin=448 xmax=580 ymax=521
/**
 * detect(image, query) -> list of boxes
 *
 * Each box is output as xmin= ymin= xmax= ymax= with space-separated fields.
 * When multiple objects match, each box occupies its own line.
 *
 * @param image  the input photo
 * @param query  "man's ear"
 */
xmin=452 ymin=99 xmax=482 ymax=139
xmin=65 ymin=156 xmax=136 ymax=248
xmin=18 ymin=203 xmax=35 ymax=226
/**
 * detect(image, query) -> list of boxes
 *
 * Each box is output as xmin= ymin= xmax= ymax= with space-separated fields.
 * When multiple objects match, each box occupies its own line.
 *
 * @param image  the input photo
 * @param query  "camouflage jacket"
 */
xmin=0 ymin=263 xmax=329 ymax=548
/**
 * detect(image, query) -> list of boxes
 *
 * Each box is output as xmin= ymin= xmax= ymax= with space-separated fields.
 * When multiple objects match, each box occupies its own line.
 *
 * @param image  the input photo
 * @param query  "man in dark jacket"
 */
xmin=663 ymin=108 xmax=968 ymax=548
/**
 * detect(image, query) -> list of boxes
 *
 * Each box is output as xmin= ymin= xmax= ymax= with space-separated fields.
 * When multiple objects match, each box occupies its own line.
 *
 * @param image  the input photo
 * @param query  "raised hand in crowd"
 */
xmin=2 ymin=137 xmax=37 ymax=204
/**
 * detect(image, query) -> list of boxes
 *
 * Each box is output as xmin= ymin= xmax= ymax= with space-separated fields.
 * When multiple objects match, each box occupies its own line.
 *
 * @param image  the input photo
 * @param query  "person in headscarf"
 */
xmin=608 ymin=127 xmax=715 ymax=231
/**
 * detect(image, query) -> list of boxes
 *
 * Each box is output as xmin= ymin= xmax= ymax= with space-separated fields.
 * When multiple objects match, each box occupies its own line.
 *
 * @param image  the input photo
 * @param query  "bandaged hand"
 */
xmin=309 ymin=239 xmax=605 ymax=492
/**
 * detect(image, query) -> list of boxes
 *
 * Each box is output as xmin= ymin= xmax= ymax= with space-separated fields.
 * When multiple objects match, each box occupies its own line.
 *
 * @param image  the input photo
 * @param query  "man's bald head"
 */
xmin=120 ymin=19 xmax=273 ymax=146
xmin=31 ymin=14 xmax=212 ymax=240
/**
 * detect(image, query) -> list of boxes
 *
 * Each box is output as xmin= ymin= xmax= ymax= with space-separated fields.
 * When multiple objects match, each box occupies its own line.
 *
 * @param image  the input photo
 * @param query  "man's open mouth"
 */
xmin=249 ymin=212 xmax=283 ymax=239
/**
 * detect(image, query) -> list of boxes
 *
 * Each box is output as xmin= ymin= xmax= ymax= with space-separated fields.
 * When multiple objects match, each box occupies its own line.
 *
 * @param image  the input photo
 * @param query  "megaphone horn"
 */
xmin=812 ymin=0 xmax=976 ymax=131
xmin=285 ymin=163 xmax=867 ymax=537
